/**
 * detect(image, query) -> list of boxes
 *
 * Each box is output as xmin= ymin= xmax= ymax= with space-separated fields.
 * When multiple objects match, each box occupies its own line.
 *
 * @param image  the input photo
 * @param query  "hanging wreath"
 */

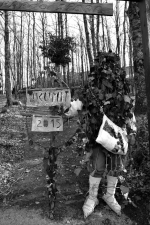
xmin=39 ymin=34 xmax=76 ymax=66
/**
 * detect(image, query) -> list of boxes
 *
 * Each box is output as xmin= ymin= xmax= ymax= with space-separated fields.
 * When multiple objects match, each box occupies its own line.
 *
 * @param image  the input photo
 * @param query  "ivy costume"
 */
xmin=78 ymin=51 xmax=136 ymax=218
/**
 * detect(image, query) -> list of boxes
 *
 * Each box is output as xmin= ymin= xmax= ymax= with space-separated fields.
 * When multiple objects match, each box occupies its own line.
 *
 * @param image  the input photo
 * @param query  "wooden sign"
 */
xmin=31 ymin=115 xmax=63 ymax=132
xmin=0 ymin=1 xmax=113 ymax=16
xmin=26 ymin=88 xmax=71 ymax=108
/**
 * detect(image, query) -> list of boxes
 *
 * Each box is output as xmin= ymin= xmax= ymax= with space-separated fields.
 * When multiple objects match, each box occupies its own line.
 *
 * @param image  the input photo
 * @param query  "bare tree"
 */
xmin=90 ymin=0 xmax=96 ymax=59
xmin=128 ymin=2 xmax=146 ymax=113
xmin=96 ymin=0 xmax=100 ymax=52
xmin=82 ymin=0 xmax=93 ymax=66
xmin=105 ymin=17 xmax=111 ymax=51
xmin=12 ymin=12 xmax=17 ymax=96
xmin=4 ymin=11 xmax=12 ymax=106
xmin=115 ymin=0 xmax=120 ymax=55
xmin=122 ymin=2 xmax=128 ymax=68
xmin=20 ymin=12 xmax=23 ymax=88
xmin=101 ymin=16 xmax=105 ymax=51
xmin=32 ymin=12 xmax=36 ymax=82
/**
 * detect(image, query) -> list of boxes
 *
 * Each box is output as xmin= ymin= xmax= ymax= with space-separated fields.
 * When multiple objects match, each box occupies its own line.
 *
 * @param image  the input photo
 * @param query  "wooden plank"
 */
xmin=118 ymin=0 xmax=143 ymax=1
xmin=139 ymin=0 xmax=150 ymax=152
xmin=0 ymin=0 xmax=113 ymax=16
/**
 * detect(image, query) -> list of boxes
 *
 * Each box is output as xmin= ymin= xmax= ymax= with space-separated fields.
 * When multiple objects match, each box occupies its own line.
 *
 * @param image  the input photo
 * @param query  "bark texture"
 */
xmin=128 ymin=2 xmax=146 ymax=113
xmin=83 ymin=14 xmax=93 ymax=66
xmin=5 ymin=11 xmax=12 ymax=106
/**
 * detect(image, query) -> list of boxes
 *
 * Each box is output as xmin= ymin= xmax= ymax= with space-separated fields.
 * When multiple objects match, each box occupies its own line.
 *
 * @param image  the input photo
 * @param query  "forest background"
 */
xmin=0 ymin=1 xmax=150 ymax=224
xmin=0 ymin=0 xmax=144 ymax=113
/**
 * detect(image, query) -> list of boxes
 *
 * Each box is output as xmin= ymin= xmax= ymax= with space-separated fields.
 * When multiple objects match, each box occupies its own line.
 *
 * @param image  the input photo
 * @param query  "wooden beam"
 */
xmin=119 ymin=0 xmax=142 ymax=2
xmin=0 ymin=0 xmax=113 ymax=16
xmin=139 ymin=0 xmax=150 ymax=152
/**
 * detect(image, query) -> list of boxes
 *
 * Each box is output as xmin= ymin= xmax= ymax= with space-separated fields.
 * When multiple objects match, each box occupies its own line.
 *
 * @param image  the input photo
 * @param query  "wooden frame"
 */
xmin=0 ymin=0 xmax=113 ymax=15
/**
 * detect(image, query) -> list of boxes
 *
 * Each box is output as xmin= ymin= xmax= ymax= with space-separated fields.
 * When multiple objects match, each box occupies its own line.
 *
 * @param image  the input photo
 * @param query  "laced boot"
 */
xmin=102 ymin=175 xmax=121 ymax=216
xmin=83 ymin=175 xmax=101 ymax=218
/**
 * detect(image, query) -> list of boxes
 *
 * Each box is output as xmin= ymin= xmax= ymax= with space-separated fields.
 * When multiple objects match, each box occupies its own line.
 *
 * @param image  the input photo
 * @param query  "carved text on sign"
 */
xmin=26 ymin=88 xmax=71 ymax=108
xmin=0 ymin=1 xmax=113 ymax=16
xmin=31 ymin=115 xmax=63 ymax=132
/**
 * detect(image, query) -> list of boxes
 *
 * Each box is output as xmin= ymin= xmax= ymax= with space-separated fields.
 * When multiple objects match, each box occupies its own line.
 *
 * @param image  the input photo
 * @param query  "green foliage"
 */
xmin=121 ymin=115 xmax=150 ymax=198
xmin=132 ymin=115 xmax=149 ymax=170
xmin=39 ymin=34 xmax=76 ymax=66
xmin=78 ymin=51 xmax=134 ymax=145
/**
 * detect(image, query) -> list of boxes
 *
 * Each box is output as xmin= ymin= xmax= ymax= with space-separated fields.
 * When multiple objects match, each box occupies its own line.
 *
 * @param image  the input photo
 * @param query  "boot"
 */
xmin=83 ymin=175 xmax=101 ymax=218
xmin=102 ymin=175 xmax=121 ymax=216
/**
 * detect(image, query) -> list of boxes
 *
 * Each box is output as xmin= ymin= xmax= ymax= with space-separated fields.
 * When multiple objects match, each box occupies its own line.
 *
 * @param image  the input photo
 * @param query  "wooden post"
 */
xmin=0 ymin=0 xmax=113 ymax=16
xmin=139 ymin=0 xmax=150 ymax=153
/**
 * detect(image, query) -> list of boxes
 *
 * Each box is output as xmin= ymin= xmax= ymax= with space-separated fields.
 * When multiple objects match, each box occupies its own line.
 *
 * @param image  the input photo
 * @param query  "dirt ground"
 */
xmin=0 ymin=112 xmax=149 ymax=225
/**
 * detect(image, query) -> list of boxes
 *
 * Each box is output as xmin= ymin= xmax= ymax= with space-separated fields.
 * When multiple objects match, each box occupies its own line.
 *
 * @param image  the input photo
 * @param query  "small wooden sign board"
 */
xmin=31 ymin=115 xmax=63 ymax=132
xmin=26 ymin=88 xmax=71 ymax=108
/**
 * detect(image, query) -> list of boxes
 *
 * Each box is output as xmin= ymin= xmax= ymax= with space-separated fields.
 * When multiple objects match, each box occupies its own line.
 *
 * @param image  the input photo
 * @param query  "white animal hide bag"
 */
xmin=96 ymin=114 xmax=128 ymax=155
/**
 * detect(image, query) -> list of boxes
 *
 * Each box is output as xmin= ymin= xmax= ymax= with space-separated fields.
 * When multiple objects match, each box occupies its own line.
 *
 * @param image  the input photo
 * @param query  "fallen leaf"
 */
xmin=120 ymin=185 xmax=129 ymax=194
xmin=74 ymin=167 xmax=82 ymax=176
xmin=134 ymin=195 xmax=141 ymax=201
xmin=35 ymin=201 xmax=40 ymax=204
xmin=34 ymin=145 xmax=39 ymax=151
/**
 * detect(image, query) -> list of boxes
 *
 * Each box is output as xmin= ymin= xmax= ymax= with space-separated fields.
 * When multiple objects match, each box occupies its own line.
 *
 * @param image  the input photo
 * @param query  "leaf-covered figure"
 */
xmin=75 ymin=51 xmax=137 ymax=219
xmin=79 ymin=51 xmax=135 ymax=145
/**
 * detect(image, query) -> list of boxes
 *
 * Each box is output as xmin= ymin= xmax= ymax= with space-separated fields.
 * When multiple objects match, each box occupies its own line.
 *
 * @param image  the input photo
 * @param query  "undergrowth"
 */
xmin=126 ymin=114 xmax=150 ymax=197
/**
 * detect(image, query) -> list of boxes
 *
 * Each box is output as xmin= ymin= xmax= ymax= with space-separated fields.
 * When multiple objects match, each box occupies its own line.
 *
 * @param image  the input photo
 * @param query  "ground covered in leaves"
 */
xmin=0 ymin=106 xmax=150 ymax=225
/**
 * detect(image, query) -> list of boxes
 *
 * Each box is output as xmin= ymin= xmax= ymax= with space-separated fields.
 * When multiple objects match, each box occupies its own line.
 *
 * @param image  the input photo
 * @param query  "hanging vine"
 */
xmin=39 ymin=34 xmax=76 ymax=66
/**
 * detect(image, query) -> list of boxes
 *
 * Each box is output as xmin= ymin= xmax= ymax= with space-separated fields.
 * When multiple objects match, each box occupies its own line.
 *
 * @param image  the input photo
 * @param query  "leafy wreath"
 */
xmin=39 ymin=34 xmax=76 ymax=66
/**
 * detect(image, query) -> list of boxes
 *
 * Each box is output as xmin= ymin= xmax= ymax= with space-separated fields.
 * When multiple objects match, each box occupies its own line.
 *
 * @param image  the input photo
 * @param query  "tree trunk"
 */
xmin=127 ymin=12 xmax=135 ymax=95
xmin=65 ymin=14 xmax=68 ymax=37
xmin=123 ymin=2 xmax=127 ymax=68
xmin=128 ymin=2 xmax=146 ymax=113
xmin=90 ymin=0 xmax=96 ymax=59
xmin=105 ymin=16 xmax=111 ymax=51
xmin=27 ymin=13 xmax=30 ymax=87
xmin=67 ymin=63 xmax=69 ymax=85
xmin=57 ymin=2 xmax=63 ymax=39
xmin=96 ymin=0 xmax=100 ymax=52
xmin=41 ymin=13 xmax=46 ymax=69
xmin=32 ymin=12 xmax=36 ymax=83
xmin=4 ymin=11 xmax=12 ymax=106
xmin=71 ymin=50 xmax=74 ymax=85
xmin=20 ymin=12 xmax=23 ymax=88
xmin=101 ymin=16 xmax=105 ymax=51
xmin=60 ymin=13 xmax=63 ymax=38
xmin=78 ymin=22 xmax=85 ymax=84
xmin=77 ymin=48 xmax=80 ymax=84
xmin=16 ymin=41 xmax=20 ymax=89
xmin=80 ymin=36 xmax=84 ymax=85
xmin=13 ymin=12 xmax=17 ymax=98
xmin=82 ymin=0 xmax=93 ymax=66
xmin=115 ymin=0 xmax=120 ymax=56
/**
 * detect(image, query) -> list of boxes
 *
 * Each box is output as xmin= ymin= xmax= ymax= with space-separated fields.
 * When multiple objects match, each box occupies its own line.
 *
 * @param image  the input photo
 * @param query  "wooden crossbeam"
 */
xmin=0 ymin=0 xmax=113 ymax=16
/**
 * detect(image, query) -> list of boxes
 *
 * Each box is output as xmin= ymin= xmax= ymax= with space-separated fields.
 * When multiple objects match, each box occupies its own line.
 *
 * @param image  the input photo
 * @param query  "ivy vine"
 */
xmin=78 ymin=51 xmax=134 ymax=146
xmin=39 ymin=34 xmax=76 ymax=66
